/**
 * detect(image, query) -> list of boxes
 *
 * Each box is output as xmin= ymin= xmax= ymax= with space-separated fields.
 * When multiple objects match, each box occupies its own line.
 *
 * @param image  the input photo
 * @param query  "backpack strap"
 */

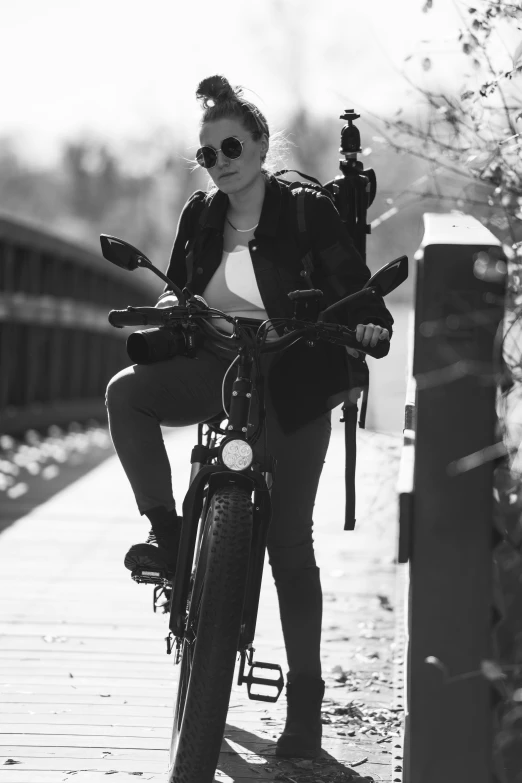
xmin=278 ymin=178 xmax=336 ymax=290
xmin=293 ymin=187 xmax=316 ymax=290
xmin=274 ymin=169 xmax=334 ymax=200
xmin=341 ymin=401 xmax=358 ymax=530
xmin=274 ymin=168 xmax=323 ymax=186
xmin=285 ymin=181 xmax=372 ymax=530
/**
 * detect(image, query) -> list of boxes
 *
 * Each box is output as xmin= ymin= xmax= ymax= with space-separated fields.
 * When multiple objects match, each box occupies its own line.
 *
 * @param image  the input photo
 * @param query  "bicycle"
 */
xmin=101 ymin=232 xmax=408 ymax=782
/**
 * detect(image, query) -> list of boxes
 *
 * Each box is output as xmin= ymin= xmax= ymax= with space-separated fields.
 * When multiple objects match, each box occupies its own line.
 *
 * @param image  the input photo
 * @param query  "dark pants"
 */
xmin=106 ymin=345 xmax=331 ymax=679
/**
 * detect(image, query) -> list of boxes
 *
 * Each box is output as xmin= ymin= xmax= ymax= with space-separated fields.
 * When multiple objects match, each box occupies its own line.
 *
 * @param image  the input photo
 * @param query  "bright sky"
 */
xmin=1 ymin=0 xmax=476 ymax=163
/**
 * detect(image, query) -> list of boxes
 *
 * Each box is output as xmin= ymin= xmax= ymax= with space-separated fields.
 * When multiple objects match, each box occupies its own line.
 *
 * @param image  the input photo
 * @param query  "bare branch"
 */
xmin=452 ymin=0 xmax=519 ymax=134
xmin=366 ymin=110 xmax=519 ymax=191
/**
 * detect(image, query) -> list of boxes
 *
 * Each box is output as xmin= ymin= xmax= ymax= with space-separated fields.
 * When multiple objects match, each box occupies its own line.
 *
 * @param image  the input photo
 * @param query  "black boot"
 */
xmin=124 ymin=506 xmax=181 ymax=575
xmin=275 ymin=673 xmax=325 ymax=759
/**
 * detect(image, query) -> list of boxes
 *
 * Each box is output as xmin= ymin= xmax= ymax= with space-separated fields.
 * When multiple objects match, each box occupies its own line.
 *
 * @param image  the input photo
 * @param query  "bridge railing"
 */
xmin=0 ymin=215 xmax=161 ymax=435
xmin=396 ymin=212 xmax=506 ymax=782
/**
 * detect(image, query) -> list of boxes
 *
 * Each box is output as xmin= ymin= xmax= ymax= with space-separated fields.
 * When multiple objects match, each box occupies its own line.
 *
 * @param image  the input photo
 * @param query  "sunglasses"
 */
xmin=196 ymin=136 xmax=244 ymax=169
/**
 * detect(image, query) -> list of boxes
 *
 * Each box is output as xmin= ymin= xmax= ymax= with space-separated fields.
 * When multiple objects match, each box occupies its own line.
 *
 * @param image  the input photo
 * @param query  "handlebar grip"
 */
xmin=108 ymin=309 xmax=149 ymax=328
xmin=363 ymin=339 xmax=390 ymax=360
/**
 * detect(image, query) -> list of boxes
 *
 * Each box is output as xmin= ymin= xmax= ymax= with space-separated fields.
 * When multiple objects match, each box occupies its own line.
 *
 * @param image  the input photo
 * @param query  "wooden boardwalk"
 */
xmin=0 ymin=418 xmax=404 ymax=783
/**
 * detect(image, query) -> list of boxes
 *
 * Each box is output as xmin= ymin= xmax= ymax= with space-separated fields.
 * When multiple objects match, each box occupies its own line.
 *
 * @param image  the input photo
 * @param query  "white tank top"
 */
xmin=203 ymin=246 xmax=270 ymax=334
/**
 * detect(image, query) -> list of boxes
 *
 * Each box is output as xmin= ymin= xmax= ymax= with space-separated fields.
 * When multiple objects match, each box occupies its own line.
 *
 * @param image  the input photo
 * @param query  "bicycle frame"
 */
xmin=168 ymin=341 xmax=274 ymax=658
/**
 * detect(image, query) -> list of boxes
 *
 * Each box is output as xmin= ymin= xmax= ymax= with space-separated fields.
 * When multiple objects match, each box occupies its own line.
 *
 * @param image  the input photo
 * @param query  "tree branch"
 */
xmin=452 ymin=0 xmax=518 ymax=135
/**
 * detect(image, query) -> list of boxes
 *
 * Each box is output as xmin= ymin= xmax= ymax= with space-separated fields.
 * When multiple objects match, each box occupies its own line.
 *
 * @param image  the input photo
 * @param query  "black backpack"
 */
xmin=274 ymin=170 xmax=369 ymax=417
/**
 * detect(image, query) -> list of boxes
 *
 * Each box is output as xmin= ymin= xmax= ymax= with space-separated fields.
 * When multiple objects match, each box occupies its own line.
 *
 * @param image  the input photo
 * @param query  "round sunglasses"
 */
xmin=196 ymin=136 xmax=244 ymax=169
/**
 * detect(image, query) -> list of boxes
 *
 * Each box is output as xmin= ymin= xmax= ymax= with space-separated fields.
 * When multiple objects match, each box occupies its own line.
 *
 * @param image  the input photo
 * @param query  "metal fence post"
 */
xmin=398 ymin=213 xmax=506 ymax=782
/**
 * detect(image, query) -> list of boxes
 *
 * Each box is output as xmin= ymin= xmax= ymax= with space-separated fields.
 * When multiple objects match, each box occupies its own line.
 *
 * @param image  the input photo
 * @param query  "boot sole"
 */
xmin=275 ymin=745 xmax=321 ymax=759
xmin=124 ymin=543 xmax=175 ymax=574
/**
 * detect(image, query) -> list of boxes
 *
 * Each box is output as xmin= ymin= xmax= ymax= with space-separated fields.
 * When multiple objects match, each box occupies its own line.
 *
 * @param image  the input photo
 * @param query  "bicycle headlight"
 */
xmin=221 ymin=439 xmax=254 ymax=471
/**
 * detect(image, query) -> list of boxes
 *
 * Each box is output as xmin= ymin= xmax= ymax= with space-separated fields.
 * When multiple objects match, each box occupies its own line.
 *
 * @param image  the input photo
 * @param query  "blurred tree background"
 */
xmin=0 ymin=0 xmax=519 ymax=304
xmin=0 ymin=113 xmax=429 ymax=304
xmin=372 ymin=0 xmax=522 ymax=252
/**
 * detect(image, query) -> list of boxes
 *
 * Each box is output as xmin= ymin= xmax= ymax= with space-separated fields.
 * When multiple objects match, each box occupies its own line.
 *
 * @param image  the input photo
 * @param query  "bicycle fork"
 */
xmin=167 ymin=466 xmax=285 ymax=702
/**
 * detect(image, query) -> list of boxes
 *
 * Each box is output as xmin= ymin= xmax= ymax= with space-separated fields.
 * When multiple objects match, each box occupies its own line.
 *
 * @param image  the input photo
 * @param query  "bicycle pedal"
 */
xmin=244 ymin=661 xmax=285 ymax=703
xmin=131 ymin=568 xmax=170 ymax=587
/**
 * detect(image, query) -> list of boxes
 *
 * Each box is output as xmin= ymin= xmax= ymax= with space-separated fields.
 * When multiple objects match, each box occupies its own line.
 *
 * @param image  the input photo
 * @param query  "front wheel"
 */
xmin=169 ymin=484 xmax=253 ymax=783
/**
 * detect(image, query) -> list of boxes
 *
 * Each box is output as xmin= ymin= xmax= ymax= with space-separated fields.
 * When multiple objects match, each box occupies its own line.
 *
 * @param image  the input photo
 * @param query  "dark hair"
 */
xmin=196 ymin=75 xmax=270 ymax=146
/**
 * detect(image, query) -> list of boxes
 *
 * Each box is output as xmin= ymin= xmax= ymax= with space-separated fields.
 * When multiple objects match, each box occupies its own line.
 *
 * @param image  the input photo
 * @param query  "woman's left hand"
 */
xmin=356 ymin=323 xmax=390 ymax=348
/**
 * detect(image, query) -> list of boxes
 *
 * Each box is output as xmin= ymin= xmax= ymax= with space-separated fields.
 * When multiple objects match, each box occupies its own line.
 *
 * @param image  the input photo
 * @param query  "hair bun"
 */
xmin=196 ymin=75 xmax=242 ymax=108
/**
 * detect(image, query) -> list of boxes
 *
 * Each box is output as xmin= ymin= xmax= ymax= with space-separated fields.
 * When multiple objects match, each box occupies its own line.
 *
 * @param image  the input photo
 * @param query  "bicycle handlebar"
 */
xmin=107 ymin=305 xmax=390 ymax=359
xmin=108 ymin=307 xmax=160 ymax=327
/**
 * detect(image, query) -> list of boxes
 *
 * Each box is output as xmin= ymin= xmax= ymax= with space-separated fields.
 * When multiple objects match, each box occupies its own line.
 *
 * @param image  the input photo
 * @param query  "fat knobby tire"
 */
xmin=169 ymin=484 xmax=253 ymax=783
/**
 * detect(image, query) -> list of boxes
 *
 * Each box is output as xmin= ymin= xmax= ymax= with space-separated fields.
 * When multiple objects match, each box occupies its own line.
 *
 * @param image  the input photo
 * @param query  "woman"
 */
xmin=106 ymin=75 xmax=393 ymax=760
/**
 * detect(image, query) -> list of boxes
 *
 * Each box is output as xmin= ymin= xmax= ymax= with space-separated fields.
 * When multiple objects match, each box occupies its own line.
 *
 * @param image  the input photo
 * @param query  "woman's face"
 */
xmin=198 ymin=117 xmax=268 ymax=195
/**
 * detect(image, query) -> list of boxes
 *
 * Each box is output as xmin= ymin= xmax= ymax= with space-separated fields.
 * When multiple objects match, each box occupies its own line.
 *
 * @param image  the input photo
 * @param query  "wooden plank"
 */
xmin=1 ymin=735 xmax=167 ymax=750
xmin=0 ymin=705 xmax=173 ymax=718
xmin=0 ymin=773 xmax=165 ymax=783
xmin=0 ymin=695 xmax=172 ymax=706
xmin=0 ymin=615 xmax=169 ymax=628
xmin=0 ymin=757 xmax=167 ymax=772
xmin=1 ymin=675 xmax=175 ymax=687
xmin=0 ymin=667 xmax=173 ymax=679
xmin=0 ymin=684 xmax=174 ymax=697
xmin=1 ymin=745 xmax=169 ymax=770
xmin=0 ymin=605 xmax=165 ymax=619
xmin=0 ymin=624 xmax=165 ymax=641
xmin=0 ymin=638 xmax=166 ymax=656
xmin=0 ymin=656 xmax=168 ymax=669
xmin=0 ymin=651 xmax=166 ymax=663
xmin=0 ymin=715 xmax=172 ymax=740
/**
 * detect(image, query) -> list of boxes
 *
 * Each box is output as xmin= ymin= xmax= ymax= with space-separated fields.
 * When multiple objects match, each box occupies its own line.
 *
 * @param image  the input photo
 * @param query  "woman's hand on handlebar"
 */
xmin=344 ymin=323 xmax=390 ymax=359
xmin=356 ymin=323 xmax=389 ymax=348
xmin=154 ymin=292 xmax=207 ymax=313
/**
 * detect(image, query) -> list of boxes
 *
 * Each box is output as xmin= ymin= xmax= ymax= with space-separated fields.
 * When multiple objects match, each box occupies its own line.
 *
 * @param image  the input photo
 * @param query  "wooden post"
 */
xmin=401 ymin=213 xmax=505 ymax=782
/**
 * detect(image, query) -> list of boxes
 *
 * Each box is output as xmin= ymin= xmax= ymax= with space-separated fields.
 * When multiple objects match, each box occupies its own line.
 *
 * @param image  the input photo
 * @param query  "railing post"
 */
xmin=0 ymin=243 xmax=14 ymax=410
xmin=399 ymin=213 xmax=505 ymax=782
xmin=0 ymin=214 xmax=161 ymax=434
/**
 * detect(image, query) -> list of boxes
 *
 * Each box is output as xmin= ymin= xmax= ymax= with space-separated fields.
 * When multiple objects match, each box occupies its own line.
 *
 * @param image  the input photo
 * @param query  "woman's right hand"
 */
xmin=155 ymin=292 xmax=179 ymax=309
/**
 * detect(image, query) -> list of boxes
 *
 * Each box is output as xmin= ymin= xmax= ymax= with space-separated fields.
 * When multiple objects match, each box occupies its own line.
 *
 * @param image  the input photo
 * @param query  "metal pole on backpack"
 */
xmin=323 ymin=110 xmax=377 ymax=531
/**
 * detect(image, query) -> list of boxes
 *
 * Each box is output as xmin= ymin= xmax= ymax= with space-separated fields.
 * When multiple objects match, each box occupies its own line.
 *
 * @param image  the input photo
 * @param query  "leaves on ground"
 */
xmin=376 ymin=595 xmax=393 ymax=612
xmin=321 ymin=695 xmax=402 ymax=739
xmin=324 ymin=664 xmax=391 ymax=694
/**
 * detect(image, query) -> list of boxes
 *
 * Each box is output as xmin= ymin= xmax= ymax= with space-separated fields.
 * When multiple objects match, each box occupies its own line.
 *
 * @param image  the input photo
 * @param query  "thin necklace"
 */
xmin=227 ymin=217 xmax=258 ymax=233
